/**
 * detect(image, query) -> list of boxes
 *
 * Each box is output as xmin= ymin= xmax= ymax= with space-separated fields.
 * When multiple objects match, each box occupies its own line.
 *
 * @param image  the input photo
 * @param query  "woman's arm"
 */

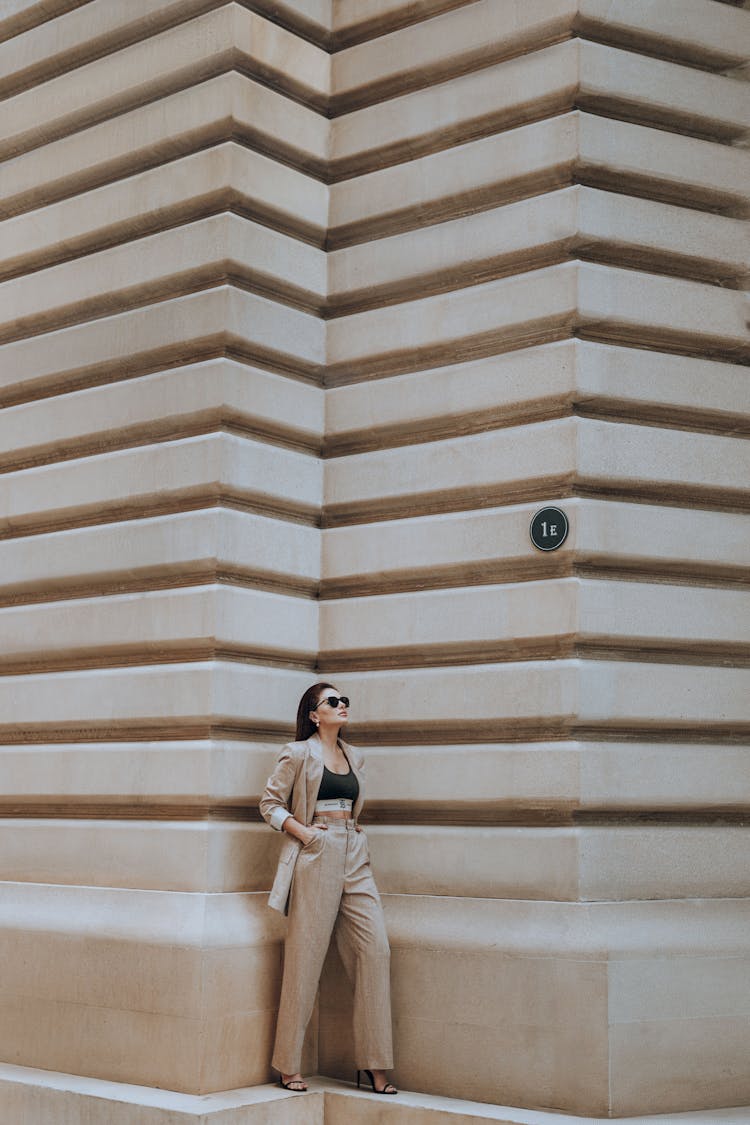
xmin=281 ymin=816 xmax=317 ymax=845
xmin=259 ymin=744 xmax=318 ymax=845
xmin=259 ymin=744 xmax=298 ymax=831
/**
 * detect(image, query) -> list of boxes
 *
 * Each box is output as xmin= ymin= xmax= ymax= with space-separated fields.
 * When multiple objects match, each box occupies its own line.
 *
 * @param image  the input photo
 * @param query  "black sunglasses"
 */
xmin=317 ymin=695 xmax=350 ymax=709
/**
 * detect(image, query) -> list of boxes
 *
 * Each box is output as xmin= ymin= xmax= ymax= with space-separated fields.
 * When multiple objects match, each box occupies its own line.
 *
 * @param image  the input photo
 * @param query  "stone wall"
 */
xmin=0 ymin=0 xmax=748 ymax=1119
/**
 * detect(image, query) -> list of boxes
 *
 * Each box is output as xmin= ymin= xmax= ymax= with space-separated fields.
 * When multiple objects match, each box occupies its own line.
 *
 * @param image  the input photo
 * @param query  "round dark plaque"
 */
xmin=530 ymin=507 xmax=569 ymax=552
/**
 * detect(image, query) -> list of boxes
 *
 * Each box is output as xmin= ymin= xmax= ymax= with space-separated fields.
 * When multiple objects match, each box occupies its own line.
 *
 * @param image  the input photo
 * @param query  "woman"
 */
xmin=260 ymin=682 xmax=397 ymax=1096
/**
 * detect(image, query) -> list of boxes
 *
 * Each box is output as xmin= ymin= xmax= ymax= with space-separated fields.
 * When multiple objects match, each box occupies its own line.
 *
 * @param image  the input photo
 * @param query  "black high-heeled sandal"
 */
xmin=279 ymin=1076 xmax=307 ymax=1092
xmin=357 ymin=1069 xmax=398 ymax=1094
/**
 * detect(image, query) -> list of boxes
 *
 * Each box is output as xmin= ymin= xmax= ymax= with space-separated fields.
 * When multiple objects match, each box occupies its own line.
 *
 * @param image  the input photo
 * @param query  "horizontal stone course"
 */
xmin=576 ymin=38 xmax=750 ymax=142
xmin=2 ymin=739 xmax=748 ymax=813
xmin=0 ymin=493 xmax=745 ymax=610
xmin=332 ymin=660 xmax=750 ymax=738
xmin=575 ymin=0 xmax=750 ymax=69
xmin=0 ymin=659 xmax=745 ymax=741
xmin=576 ymin=418 xmax=750 ymax=503
xmin=0 ymin=214 xmax=326 ymax=348
xmin=326 ymin=263 xmax=579 ymax=380
xmin=324 ymin=342 xmax=750 ymax=456
xmin=330 ymin=41 xmax=578 ymax=178
xmin=0 ymin=0 xmax=467 ymax=54
xmin=2 ymin=816 xmax=749 ymax=897
xmin=332 ymin=0 xmax=750 ymax=113
xmin=324 ymin=416 xmax=576 ymax=522
xmin=0 ymin=0 xmax=228 ymax=98
xmin=324 ymin=414 xmax=750 ymax=523
xmin=0 ymin=432 xmax=322 ymax=536
xmin=0 ymin=1 xmax=94 ymax=43
xmin=0 ymin=880 xmax=281 ymax=943
xmin=0 ymin=584 xmax=318 ymax=669
xmin=575 ymin=113 xmax=750 ymax=215
xmin=0 ymin=359 xmax=323 ymax=472
xmin=373 ymin=823 xmax=750 ymax=899
xmin=0 ymin=508 xmax=321 ymax=599
xmin=332 ymin=1 xmax=474 ymax=49
xmin=326 ymin=262 xmax=749 ymax=384
xmin=1 ymin=287 xmax=325 ymax=396
xmin=0 ymin=72 xmax=328 ymax=220
xmin=331 ymin=37 xmax=750 ymax=178
xmin=328 ymin=187 xmax=748 ymax=316
xmin=0 ymin=739 xmax=281 ymax=803
xmin=330 ymin=0 xmax=576 ymax=113
xmin=329 ymin=113 xmax=580 ymax=247
xmin=0 ymin=1068 xmax=748 ymax=1125
xmin=1 ymin=5 xmax=329 ymax=161
xmin=319 ymin=578 xmax=750 ymax=664
xmin=329 ymin=113 xmax=750 ymax=249
xmin=363 ymin=741 xmax=750 ymax=814
xmin=0 ymin=660 xmax=313 ymax=736
xmin=321 ymin=498 xmax=750 ymax=597
xmin=0 ymin=994 xmax=278 ymax=1093
xmin=0 ymin=1064 xmax=324 ymax=1124
xmin=0 ymin=143 xmax=328 ymax=279
xmin=0 ymin=819 xmax=278 ymax=892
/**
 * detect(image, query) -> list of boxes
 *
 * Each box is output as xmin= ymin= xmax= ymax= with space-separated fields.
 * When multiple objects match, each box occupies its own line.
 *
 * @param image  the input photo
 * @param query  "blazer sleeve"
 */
xmin=259 ymin=743 xmax=301 ymax=831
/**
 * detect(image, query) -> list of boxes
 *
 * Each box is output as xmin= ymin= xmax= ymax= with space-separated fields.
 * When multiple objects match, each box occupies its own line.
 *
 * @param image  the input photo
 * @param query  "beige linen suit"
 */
xmin=260 ymin=734 xmax=393 ymax=1075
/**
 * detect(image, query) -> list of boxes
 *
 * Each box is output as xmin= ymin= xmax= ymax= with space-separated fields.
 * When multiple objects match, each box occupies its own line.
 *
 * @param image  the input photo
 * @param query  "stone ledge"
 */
xmin=1 ymin=287 xmax=326 ymax=396
xmin=1 ymin=72 xmax=329 ymax=222
xmin=0 ymin=1063 xmax=322 ymax=1122
xmin=0 ymin=508 xmax=320 ymax=601
xmin=0 ymin=1067 xmax=748 ymax=1124
xmin=1 ymin=6 xmax=329 ymax=162
xmin=325 ymin=1080 xmax=750 ymax=1124
xmin=0 ymin=144 xmax=328 ymax=277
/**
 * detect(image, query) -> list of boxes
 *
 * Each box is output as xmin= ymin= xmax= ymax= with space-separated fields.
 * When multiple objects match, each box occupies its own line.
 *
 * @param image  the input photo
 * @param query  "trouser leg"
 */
xmin=271 ymin=831 xmax=343 ymax=1075
xmin=332 ymin=828 xmax=393 ymax=1070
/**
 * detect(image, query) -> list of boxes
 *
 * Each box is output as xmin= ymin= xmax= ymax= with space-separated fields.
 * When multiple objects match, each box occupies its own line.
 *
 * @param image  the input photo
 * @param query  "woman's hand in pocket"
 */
xmin=282 ymin=817 xmax=327 ymax=848
xmin=301 ymin=825 xmax=327 ymax=847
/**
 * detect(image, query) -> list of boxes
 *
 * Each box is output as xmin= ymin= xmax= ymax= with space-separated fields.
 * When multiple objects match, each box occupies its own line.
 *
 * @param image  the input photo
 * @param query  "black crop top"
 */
xmin=316 ymin=763 xmax=360 ymax=803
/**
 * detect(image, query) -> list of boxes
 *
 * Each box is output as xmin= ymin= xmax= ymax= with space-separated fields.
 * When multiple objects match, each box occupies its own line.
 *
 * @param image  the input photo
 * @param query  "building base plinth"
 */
xmin=1 ymin=1067 xmax=748 ymax=1125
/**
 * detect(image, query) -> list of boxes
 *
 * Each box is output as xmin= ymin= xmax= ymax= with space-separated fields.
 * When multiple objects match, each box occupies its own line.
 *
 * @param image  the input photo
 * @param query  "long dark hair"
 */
xmin=296 ymin=682 xmax=337 ymax=741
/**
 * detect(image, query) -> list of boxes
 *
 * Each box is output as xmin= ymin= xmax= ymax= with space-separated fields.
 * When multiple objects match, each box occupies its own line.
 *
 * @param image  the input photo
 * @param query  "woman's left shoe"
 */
xmin=356 ymin=1069 xmax=398 ymax=1094
xmin=279 ymin=1075 xmax=307 ymax=1092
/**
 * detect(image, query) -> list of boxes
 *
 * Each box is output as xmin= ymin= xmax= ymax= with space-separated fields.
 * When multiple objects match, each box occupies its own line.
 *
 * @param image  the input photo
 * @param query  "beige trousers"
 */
xmin=271 ymin=817 xmax=393 ymax=1075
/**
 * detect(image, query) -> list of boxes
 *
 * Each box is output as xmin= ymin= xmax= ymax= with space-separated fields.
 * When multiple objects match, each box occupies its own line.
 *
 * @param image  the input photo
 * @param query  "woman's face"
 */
xmin=310 ymin=688 xmax=349 ymax=732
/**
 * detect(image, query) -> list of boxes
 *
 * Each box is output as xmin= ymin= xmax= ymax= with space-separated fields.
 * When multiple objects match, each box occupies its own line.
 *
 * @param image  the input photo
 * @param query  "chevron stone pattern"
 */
xmin=0 ymin=0 xmax=749 ymax=1121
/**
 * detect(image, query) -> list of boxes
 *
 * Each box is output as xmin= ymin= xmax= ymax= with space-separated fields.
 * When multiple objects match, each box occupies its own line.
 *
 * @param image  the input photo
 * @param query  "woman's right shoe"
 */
xmin=357 ymin=1069 xmax=398 ymax=1094
xmin=279 ymin=1075 xmax=307 ymax=1092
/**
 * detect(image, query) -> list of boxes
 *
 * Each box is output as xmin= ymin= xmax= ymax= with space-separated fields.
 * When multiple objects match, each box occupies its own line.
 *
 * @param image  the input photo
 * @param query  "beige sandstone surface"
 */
xmin=0 ymin=0 xmax=748 ymax=1121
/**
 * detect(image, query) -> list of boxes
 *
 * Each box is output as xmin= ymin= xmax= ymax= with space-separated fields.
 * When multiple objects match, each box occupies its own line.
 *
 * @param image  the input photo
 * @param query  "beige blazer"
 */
xmin=259 ymin=733 xmax=365 ymax=914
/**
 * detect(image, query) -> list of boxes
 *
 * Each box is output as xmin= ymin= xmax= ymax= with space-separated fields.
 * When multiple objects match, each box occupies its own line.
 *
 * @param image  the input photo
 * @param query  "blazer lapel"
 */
xmin=304 ymin=734 xmax=324 ymax=824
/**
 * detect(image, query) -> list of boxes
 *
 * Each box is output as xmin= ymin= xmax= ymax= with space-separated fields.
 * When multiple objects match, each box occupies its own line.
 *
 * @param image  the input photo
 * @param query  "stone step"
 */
xmin=1 ymin=1067 xmax=748 ymax=1124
